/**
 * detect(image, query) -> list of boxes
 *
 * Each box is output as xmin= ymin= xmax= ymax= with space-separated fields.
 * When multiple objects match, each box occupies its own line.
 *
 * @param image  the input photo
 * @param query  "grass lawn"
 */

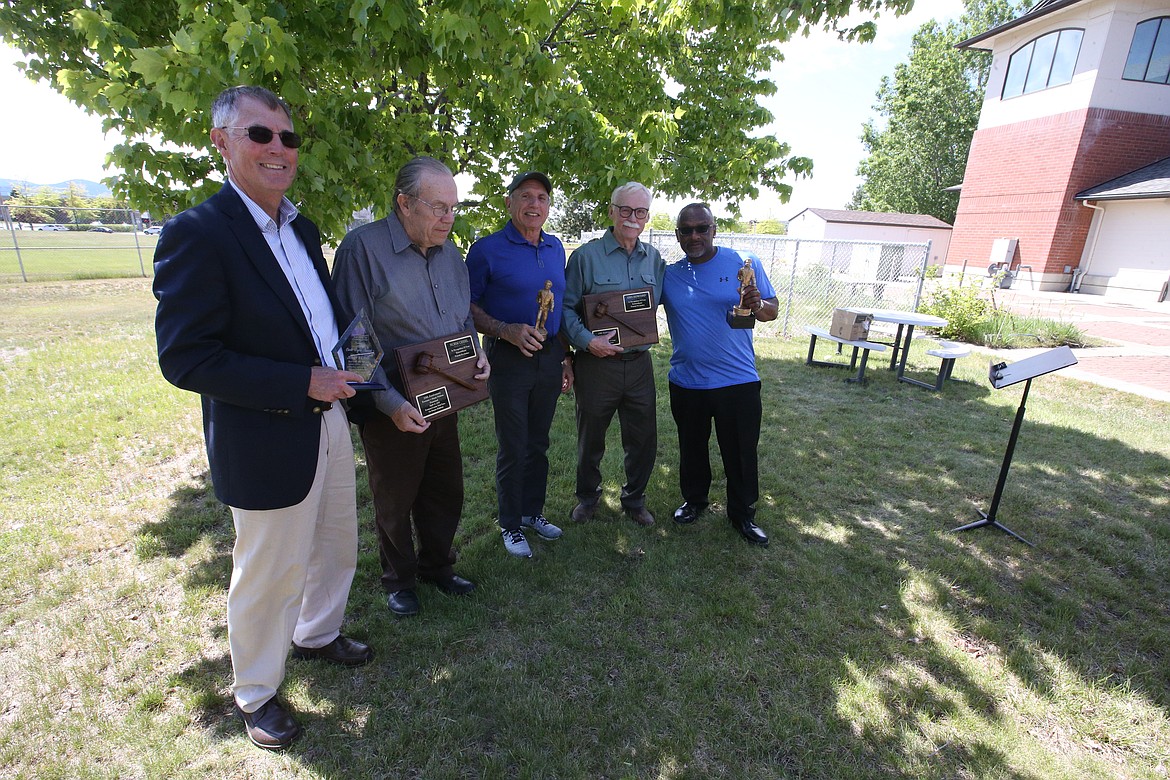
xmin=0 ymin=231 xmax=156 ymax=281
xmin=1 ymin=279 xmax=1168 ymax=779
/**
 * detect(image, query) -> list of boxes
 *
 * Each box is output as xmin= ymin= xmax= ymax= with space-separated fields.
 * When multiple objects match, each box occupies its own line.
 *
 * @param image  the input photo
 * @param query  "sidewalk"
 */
xmin=992 ymin=287 xmax=1170 ymax=403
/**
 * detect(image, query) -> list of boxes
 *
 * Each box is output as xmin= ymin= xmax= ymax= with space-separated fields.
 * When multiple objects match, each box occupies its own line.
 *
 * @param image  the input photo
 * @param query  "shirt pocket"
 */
xmin=591 ymin=273 xmax=623 ymax=291
xmin=639 ymin=273 xmax=659 ymax=304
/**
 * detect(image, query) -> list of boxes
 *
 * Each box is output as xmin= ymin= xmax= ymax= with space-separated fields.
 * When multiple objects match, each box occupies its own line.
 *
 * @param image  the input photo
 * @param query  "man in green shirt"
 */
xmin=560 ymin=182 xmax=665 ymax=526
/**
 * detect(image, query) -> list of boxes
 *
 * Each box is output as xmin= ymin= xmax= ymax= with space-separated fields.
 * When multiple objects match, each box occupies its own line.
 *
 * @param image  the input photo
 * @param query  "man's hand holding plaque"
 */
xmin=582 ymin=286 xmax=659 ymax=349
xmin=394 ymin=331 xmax=490 ymax=421
xmin=332 ymin=308 xmax=387 ymax=390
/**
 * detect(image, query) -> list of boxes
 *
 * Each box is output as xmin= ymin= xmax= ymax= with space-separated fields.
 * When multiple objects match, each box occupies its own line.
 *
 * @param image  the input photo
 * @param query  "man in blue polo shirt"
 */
xmin=468 ymin=172 xmax=573 ymax=557
xmin=660 ymin=203 xmax=778 ymax=546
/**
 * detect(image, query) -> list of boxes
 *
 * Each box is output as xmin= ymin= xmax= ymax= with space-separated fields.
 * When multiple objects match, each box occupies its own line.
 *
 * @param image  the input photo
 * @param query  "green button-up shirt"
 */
xmin=561 ymin=227 xmax=665 ymax=353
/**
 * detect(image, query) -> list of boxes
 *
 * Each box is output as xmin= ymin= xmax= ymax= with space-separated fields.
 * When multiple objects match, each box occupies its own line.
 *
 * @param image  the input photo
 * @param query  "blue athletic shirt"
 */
xmin=467 ymin=220 xmax=566 ymax=336
xmin=661 ymin=247 xmax=775 ymax=390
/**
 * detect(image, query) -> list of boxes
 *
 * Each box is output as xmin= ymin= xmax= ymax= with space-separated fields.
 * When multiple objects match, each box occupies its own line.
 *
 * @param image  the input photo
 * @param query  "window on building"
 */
xmin=1123 ymin=17 xmax=1170 ymax=84
xmin=1002 ymin=29 xmax=1084 ymax=99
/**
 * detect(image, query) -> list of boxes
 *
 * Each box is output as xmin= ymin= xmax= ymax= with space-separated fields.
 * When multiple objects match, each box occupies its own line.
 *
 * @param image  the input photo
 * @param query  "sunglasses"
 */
xmin=220 ymin=125 xmax=303 ymax=149
xmin=676 ymin=224 xmax=712 ymax=236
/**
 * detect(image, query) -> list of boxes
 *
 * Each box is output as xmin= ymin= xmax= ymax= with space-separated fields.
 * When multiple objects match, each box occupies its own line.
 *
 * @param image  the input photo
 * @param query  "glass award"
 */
xmin=332 ymin=308 xmax=386 ymax=391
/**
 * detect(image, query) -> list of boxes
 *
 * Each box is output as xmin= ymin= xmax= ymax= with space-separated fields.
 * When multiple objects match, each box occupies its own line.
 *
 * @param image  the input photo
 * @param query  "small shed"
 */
xmin=785 ymin=208 xmax=952 ymax=267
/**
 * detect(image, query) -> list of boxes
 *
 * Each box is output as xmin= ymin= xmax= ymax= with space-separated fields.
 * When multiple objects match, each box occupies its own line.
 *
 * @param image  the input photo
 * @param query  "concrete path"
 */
xmin=992 ymin=288 xmax=1170 ymax=403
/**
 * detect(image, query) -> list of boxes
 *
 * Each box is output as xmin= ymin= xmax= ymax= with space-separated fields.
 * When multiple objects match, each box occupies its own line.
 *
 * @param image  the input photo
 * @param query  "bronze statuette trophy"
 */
xmin=535 ymin=280 xmax=554 ymax=338
xmin=727 ymin=256 xmax=757 ymax=329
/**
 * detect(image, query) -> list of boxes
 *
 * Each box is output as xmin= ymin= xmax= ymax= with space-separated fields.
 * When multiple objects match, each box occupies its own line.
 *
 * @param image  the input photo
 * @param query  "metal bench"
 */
xmin=899 ymin=340 xmax=972 ymax=391
xmin=803 ymin=325 xmax=887 ymax=384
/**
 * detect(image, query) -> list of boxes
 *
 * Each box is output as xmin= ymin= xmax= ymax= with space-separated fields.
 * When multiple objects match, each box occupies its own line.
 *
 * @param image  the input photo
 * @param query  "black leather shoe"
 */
xmin=291 ymin=635 xmax=374 ymax=667
xmin=420 ymin=573 xmax=476 ymax=595
xmin=624 ymin=506 xmax=655 ymax=526
xmin=387 ymin=589 xmax=420 ymax=617
xmin=237 ymin=699 xmax=302 ymax=751
xmin=570 ymin=502 xmax=596 ymax=522
xmin=672 ymin=501 xmax=707 ymax=525
xmin=731 ymin=517 xmax=769 ymax=546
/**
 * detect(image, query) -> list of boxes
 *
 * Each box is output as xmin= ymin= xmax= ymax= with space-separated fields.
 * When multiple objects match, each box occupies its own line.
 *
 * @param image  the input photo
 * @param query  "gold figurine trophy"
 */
xmin=727 ymin=256 xmax=757 ymax=329
xmin=535 ymin=280 xmax=554 ymax=338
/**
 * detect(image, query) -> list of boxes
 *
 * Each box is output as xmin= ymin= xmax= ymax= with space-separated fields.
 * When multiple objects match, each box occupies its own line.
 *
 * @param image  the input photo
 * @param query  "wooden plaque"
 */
xmin=582 ymin=286 xmax=659 ymax=348
xmin=394 ymin=331 xmax=489 ymax=420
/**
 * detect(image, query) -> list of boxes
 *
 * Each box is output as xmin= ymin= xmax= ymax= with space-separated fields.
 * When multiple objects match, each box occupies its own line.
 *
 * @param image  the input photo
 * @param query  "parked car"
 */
xmin=34 ymin=224 xmax=68 ymax=231
xmin=89 ymin=226 xmax=114 ymax=233
xmin=143 ymin=225 xmax=163 ymax=235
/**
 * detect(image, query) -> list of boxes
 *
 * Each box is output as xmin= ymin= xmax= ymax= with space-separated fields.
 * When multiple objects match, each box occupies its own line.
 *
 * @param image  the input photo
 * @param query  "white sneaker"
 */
xmin=501 ymin=528 xmax=532 ymax=557
xmin=521 ymin=514 xmax=563 ymax=540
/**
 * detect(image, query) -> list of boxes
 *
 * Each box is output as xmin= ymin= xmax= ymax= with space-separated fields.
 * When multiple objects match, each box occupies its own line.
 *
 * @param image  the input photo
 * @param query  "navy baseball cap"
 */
xmin=506 ymin=171 xmax=553 ymax=194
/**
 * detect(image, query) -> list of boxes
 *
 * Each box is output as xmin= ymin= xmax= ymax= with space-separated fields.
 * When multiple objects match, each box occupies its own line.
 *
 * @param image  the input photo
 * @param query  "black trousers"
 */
xmin=484 ymin=336 xmax=564 ymax=531
xmin=572 ymin=350 xmax=656 ymax=510
xmin=359 ymin=411 xmax=462 ymax=592
xmin=668 ymin=380 xmax=761 ymax=523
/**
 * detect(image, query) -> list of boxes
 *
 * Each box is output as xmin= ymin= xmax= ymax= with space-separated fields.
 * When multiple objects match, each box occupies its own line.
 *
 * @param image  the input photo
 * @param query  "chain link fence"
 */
xmin=0 ymin=206 xmax=153 ymax=282
xmin=578 ymin=230 xmax=931 ymax=339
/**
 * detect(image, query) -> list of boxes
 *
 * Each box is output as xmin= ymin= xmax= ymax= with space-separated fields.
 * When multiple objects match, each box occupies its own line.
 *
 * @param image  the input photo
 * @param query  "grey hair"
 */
xmin=610 ymin=181 xmax=652 ymax=204
xmin=394 ymin=156 xmax=454 ymax=212
xmin=211 ymin=86 xmax=292 ymax=129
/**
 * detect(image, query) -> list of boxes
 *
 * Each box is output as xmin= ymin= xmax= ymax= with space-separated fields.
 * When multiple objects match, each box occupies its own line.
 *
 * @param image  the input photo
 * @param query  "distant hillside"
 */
xmin=0 ymin=178 xmax=112 ymax=198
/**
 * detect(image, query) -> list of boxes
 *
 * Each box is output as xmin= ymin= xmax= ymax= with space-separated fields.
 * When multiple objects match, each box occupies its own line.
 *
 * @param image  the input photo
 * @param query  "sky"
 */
xmin=0 ymin=0 xmax=966 ymax=221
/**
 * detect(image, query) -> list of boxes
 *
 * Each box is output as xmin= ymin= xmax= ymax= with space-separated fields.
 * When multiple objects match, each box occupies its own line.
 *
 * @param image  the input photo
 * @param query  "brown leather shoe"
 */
xmin=237 ymin=698 xmax=302 ymax=751
xmin=625 ymin=506 xmax=655 ymax=526
xmin=571 ymin=502 xmax=596 ymax=522
xmin=291 ymin=634 xmax=373 ymax=667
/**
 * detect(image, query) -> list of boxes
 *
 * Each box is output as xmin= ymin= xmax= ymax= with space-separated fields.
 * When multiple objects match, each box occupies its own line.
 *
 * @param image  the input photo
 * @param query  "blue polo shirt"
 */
xmin=661 ymin=247 xmax=775 ymax=390
xmin=467 ymin=221 xmax=566 ymax=336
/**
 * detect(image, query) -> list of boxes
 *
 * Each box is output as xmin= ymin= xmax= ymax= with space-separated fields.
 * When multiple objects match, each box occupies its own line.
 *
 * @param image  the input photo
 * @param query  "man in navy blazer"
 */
xmin=153 ymin=86 xmax=372 ymax=751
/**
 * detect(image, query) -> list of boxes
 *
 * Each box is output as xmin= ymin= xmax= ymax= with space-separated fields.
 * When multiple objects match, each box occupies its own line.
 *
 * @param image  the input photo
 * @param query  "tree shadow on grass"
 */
xmin=135 ymin=440 xmax=394 ymax=760
xmin=750 ymin=348 xmax=1170 ymax=777
xmin=130 ymin=344 xmax=1168 ymax=777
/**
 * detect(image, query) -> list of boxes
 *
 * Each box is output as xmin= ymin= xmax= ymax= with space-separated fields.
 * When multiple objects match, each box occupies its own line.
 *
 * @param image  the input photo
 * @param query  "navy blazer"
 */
xmin=154 ymin=185 xmax=343 ymax=510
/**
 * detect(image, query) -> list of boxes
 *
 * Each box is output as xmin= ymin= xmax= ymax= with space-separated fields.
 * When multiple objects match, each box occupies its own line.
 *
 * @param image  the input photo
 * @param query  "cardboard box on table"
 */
xmin=829 ymin=308 xmax=873 ymax=341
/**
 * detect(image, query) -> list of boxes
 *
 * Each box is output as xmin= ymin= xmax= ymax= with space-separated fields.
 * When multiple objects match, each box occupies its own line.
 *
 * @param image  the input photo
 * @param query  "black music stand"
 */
xmin=953 ymin=346 xmax=1078 ymax=546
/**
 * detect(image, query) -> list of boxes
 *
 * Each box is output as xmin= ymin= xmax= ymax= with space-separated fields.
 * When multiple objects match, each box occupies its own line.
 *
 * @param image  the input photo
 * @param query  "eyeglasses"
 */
xmin=410 ymin=195 xmax=460 ymax=217
xmin=220 ymin=125 xmax=303 ymax=149
xmin=612 ymin=204 xmax=650 ymax=220
xmin=676 ymin=224 xmax=712 ymax=236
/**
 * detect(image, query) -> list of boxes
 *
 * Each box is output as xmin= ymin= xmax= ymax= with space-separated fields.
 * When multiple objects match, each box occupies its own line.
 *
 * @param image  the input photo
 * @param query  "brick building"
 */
xmin=950 ymin=0 xmax=1170 ymax=301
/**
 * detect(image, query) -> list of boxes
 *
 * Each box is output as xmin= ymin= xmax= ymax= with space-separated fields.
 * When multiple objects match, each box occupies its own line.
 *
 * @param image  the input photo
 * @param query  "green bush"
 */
xmin=920 ymin=282 xmax=1090 ymax=348
xmin=919 ymin=283 xmax=991 ymax=341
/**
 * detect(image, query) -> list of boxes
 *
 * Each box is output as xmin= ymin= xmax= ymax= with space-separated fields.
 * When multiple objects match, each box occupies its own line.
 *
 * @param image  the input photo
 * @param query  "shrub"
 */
xmin=919 ymin=283 xmax=991 ymax=341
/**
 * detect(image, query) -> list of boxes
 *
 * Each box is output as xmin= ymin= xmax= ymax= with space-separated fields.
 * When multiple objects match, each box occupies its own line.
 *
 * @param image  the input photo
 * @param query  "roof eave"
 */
xmin=1075 ymin=192 xmax=1170 ymax=202
xmin=956 ymin=0 xmax=1086 ymax=51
